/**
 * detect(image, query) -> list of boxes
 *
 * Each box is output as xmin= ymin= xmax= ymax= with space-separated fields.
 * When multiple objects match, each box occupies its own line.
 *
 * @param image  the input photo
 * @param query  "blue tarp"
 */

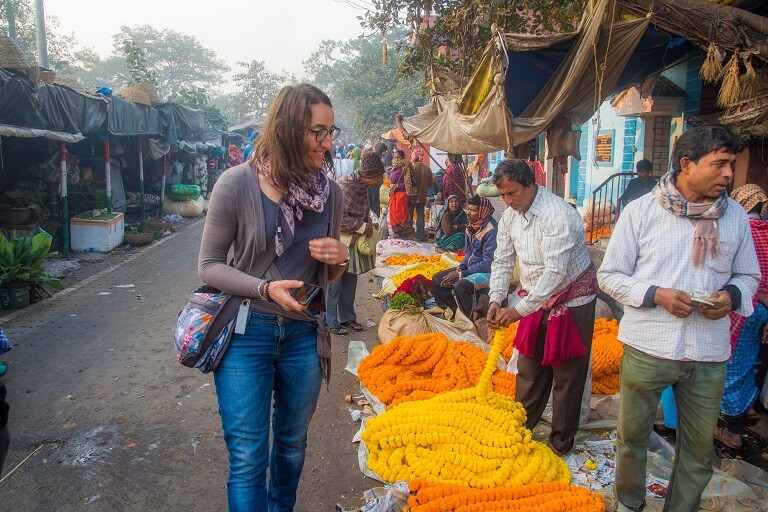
xmin=505 ymin=24 xmax=694 ymax=117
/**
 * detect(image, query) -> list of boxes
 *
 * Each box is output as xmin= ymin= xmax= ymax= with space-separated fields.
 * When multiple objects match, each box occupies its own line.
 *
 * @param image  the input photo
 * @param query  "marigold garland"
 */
xmin=585 ymin=225 xmax=612 ymax=240
xmin=390 ymin=261 xmax=453 ymax=287
xmin=360 ymin=328 xmax=570 ymax=488
xmin=358 ymin=332 xmax=516 ymax=409
xmin=385 ymin=253 xmax=465 ymax=266
xmin=408 ymin=480 xmax=605 ymax=512
xmin=591 ymin=318 xmax=623 ymax=394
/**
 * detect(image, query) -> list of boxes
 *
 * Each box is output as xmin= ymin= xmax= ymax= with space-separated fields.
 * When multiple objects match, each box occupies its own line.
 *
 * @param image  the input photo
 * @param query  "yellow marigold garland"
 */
xmin=591 ymin=318 xmax=623 ymax=394
xmin=408 ymin=480 xmax=605 ymax=512
xmin=358 ymin=333 xmax=516 ymax=409
xmin=360 ymin=329 xmax=570 ymax=488
xmin=390 ymin=261 xmax=452 ymax=287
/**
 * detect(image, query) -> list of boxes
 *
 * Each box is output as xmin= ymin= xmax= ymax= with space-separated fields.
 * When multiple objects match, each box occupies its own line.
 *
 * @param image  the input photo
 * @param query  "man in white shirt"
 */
xmin=487 ymin=159 xmax=597 ymax=457
xmin=598 ymin=126 xmax=760 ymax=512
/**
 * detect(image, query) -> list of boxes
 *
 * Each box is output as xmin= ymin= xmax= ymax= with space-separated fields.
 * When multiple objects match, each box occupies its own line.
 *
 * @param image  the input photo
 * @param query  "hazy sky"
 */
xmin=44 ymin=0 xmax=373 ymax=80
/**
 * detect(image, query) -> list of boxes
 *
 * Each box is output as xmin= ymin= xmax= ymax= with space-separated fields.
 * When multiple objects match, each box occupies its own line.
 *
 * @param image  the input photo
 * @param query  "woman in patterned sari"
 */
xmin=434 ymin=195 xmax=467 ymax=252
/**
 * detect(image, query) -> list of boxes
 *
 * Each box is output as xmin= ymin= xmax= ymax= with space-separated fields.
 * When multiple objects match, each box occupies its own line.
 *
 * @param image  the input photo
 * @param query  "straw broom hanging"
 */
xmin=700 ymin=42 xmax=723 ymax=84
xmin=717 ymin=53 xmax=741 ymax=108
xmin=739 ymin=55 xmax=759 ymax=100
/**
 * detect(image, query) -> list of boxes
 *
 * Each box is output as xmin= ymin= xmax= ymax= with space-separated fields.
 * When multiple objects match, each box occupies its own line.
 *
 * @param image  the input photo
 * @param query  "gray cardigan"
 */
xmin=198 ymin=161 xmax=343 ymax=381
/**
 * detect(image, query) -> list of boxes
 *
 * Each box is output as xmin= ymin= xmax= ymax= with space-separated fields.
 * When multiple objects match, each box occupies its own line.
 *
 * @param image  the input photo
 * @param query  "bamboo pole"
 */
xmin=138 ymin=137 xmax=145 ymax=220
xmin=59 ymin=142 xmax=69 ymax=257
xmin=104 ymin=138 xmax=112 ymax=212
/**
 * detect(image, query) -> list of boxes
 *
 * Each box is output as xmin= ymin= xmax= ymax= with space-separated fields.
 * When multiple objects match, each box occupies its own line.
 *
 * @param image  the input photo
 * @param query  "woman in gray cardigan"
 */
xmin=199 ymin=84 xmax=347 ymax=512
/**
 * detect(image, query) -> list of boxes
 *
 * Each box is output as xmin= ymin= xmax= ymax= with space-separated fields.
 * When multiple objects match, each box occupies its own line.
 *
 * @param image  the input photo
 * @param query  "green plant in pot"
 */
xmin=0 ymin=231 xmax=63 ymax=308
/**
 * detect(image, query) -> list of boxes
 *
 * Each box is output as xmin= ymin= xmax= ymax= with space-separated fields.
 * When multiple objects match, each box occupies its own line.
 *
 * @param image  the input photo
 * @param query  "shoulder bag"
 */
xmin=174 ymin=241 xmax=277 ymax=373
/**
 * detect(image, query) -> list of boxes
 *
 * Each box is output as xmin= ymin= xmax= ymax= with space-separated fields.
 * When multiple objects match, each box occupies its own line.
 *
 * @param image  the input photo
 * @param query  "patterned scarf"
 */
xmin=257 ymin=159 xmax=330 ymax=256
xmin=652 ymin=171 xmax=728 ymax=267
xmin=467 ymin=196 xmax=494 ymax=236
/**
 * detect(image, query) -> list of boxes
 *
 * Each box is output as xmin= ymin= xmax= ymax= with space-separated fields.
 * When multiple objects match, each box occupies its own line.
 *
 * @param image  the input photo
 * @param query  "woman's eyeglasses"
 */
xmin=306 ymin=126 xmax=341 ymax=142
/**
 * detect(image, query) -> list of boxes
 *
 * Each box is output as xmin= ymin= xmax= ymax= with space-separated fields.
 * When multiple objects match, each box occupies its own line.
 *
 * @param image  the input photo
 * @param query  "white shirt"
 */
xmin=489 ymin=186 xmax=595 ymax=316
xmin=597 ymin=193 xmax=760 ymax=362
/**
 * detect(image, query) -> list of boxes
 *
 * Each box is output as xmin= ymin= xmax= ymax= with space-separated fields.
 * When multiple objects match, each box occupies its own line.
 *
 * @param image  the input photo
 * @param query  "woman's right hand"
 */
xmin=364 ymin=220 xmax=374 ymax=237
xmin=266 ymin=280 xmax=306 ymax=312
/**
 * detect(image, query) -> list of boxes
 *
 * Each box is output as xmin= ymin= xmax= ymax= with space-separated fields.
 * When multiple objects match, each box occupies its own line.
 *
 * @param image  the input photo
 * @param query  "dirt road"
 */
xmin=0 ymin=218 xmax=377 ymax=511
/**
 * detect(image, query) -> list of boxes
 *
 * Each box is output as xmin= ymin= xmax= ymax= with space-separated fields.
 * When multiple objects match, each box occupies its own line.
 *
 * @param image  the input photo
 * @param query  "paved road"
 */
xmin=0 ymin=218 xmax=376 ymax=511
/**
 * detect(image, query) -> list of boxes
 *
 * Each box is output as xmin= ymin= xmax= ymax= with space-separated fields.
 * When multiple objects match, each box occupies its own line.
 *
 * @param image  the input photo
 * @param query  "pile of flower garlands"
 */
xmin=585 ymin=225 xmax=612 ymax=240
xmin=407 ymin=480 xmax=605 ymax=512
xmin=385 ymin=254 xmax=445 ymax=266
xmin=391 ymin=261 xmax=454 ymax=287
xmin=361 ymin=329 xmax=570 ymax=488
xmin=358 ymin=332 xmax=516 ymax=409
xmin=591 ymin=318 xmax=623 ymax=395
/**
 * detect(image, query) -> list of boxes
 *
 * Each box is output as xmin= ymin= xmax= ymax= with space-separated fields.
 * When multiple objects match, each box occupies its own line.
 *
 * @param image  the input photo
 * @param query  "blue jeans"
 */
xmin=615 ymin=345 xmax=726 ymax=512
xmin=325 ymin=272 xmax=357 ymax=329
xmin=214 ymin=311 xmax=323 ymax=512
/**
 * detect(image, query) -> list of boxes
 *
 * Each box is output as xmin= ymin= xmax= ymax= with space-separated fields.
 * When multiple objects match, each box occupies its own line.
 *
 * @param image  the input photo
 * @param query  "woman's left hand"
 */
xmin=309 ymin=237 xmax=349 ymax=265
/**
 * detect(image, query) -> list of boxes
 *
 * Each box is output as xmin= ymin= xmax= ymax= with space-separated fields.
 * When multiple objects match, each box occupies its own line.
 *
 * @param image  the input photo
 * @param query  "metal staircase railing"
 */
xmin=587 ymin=172 xmax=636 ymax=245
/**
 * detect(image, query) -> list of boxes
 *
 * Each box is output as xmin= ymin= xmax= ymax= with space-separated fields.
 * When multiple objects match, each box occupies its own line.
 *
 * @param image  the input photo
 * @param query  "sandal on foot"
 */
xmin=328 ymin=326 xmax=349 ymax=335
xmin=341 ymin=321 xmax=364 ymax=332
xmin=714 ymin=426 xmax=743 ymax=449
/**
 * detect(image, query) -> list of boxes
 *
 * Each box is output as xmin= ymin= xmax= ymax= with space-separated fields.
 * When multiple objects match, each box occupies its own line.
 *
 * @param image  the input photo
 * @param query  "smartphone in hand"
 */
xmin=290 ymin=282 xmax=322 ymax=306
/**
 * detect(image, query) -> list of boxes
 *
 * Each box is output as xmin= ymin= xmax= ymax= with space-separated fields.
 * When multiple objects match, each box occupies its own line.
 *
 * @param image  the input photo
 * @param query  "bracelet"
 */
xmin=264 ymin=280 xmax=273 ymax=302
xmin=255 ymin=279 xmax=265 ymax=300
xmin=336 ymin=248 xmax=350 ymax=266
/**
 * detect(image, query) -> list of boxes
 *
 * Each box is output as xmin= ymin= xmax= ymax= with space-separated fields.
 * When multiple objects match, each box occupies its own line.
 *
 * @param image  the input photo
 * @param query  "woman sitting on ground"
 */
xmin=434 ymin=195 xmax=467 ymax=252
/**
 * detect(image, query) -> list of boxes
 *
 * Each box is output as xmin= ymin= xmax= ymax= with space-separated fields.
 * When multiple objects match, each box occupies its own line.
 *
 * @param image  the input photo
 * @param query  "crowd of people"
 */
xmin=190 ymin=81 xmax=767 ymax=512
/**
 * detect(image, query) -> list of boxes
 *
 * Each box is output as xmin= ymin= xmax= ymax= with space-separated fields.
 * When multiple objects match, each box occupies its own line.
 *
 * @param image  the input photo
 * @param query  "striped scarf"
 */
xmin=652 ymin=171 xmax=728 ymax=267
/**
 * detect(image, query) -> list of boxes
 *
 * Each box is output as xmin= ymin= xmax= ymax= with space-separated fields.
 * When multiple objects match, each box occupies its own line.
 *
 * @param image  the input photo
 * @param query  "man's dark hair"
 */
xmin=636 ymin=159 xmax=653 ymax=171
xmin=374 ymin=142 xmax=387 ymax=156
xmin=467 ymin=195 xmax=481 ymax=206
xmin=671 ymin=126 xmax=742 ymax=173
xmin=492 ymin=159 xmax=535 ymax=187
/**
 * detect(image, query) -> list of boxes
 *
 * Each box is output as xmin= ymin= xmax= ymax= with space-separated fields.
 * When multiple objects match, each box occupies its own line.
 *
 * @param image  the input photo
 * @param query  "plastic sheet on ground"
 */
xmin=563 ymin=429 xmax=768 ymax=511
xmin=344 ymin=340 xmax=370 ymax=377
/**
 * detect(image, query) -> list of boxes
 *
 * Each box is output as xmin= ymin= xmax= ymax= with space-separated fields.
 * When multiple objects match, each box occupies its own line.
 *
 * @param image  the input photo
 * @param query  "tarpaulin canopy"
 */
xmin=106 ymin=95 xmax=165 ymax=138
xmin=0 ymin=123 xmax=84 ymax=142
xmin=156 ymin=102 xmax=205 ymax=144
xmin=402 ymin=0 xmax=693 ymax=154
xmin=0 ymin=67 xmax=107 ymax=136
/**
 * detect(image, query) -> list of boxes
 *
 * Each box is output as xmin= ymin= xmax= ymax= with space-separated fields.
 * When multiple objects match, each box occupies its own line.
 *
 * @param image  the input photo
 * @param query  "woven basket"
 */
xmin=39 ymin=70 xmax=57 ymax=83
xmin=125 ymin=232 xmax=154 ymax=246
xmin=142 ymin=218 xmax=174 ymax=233
xmin=116 ymin=86 xmax=152 ymax=106
xmin=0 ymin=35 xmax=28 ymax=69
xmin=131 ymin=82 xmax=160 ymax=105
xmin=52 ymin=75 xmax=87 ymax=95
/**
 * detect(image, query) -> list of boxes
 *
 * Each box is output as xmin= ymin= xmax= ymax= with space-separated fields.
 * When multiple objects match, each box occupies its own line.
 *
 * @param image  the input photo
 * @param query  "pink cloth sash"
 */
xmin=513 ymin=263 xmax=598 ymax=367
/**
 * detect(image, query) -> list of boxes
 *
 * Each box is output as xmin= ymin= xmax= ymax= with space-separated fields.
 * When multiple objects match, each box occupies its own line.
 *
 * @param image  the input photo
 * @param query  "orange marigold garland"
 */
xmin=358 ymin=332 xmax=515 ymax=409
xmin=408 ymin=480 xmax=605 ymax=512
xmin=360 ymin=328 xmax=570 ymax=488
xmin=591 ymin=318 xmax=623 ymax=395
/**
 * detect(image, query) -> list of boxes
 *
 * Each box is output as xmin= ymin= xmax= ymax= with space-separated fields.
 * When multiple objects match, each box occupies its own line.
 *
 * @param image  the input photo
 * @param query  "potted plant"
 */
xmin=0 ymin=231 xmax=63 ymax=308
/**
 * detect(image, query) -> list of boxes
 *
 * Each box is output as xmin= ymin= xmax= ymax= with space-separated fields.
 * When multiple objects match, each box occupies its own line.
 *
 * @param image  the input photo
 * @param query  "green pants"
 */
xmin=615 ymin=345 xmax=726 ymax=512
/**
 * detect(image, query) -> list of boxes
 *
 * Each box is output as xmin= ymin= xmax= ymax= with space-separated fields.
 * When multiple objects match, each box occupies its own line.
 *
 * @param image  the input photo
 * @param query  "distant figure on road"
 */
xmin=199 ymin=83 xmax=348 ymax=512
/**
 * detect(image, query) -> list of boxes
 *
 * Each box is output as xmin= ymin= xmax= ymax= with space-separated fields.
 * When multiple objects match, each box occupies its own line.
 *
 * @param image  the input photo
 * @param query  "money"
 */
xmin=689 ymin=290 xmax=715 ymax=306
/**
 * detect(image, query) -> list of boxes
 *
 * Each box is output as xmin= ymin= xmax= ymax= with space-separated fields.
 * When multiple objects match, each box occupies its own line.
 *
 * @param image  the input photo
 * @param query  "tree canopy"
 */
xmin=110 ymin=25 xmax=228 ymax=97
xmin=167 ymin=87 xmax=228 ymax=131
xmin=230 ymin=60 xmax=293 ymax=123
xmin=363 ymin=1 xmax=585 ymax=81
xmin=303 ymin=31 xmax=427 ymax=142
